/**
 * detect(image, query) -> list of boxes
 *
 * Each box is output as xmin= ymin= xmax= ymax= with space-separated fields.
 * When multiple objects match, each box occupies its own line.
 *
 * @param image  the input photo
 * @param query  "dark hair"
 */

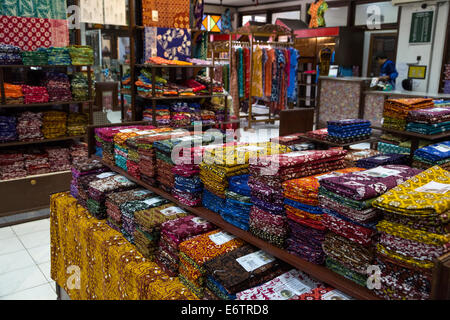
xmin=375 ymin=52 xmax=388 ymax=60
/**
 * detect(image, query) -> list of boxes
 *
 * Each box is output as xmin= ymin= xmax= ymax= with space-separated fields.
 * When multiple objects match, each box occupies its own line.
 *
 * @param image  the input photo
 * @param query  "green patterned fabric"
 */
xmin=325 ymin=257 xmax=368 ymax=287
xmin=318 ymin=187 xmax=376 ymax=210
xmin=1 ymin=0 xmax=67 ymax=20
xmin=377 ymin=142 xmax=410 ymax=155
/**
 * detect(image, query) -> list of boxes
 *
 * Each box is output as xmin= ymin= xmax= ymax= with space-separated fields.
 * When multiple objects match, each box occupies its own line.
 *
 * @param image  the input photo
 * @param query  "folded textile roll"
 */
xmin=21 ymin=50 xmax=48 ymax=65
xmin=68 ymin=45 xmax=94 ymax=65
xmin=22 ymin=85 xmax=49 ymax=104
xmin=0 ymin=44 xmax=22 ymax=65
xmin=356 ymin=153 xmax=408 ymax=169
xmin=249 ymin=206 xmax=288 ymax=248
xmin=45 ymin=71 xmax=72 ymax=102
xmin=105 ymin=188 xmax=154 ymax=225
xmin=0 ymin=115 xmax=17 ymax=142
xmin=42 ymin=111 xmax=67 ymax=138
xmin=71 ymin=72 xmax=94 ymax=100
xmin=0 ymin=151 xmax=26 ymax=180
xmin=407 ymin=107 xmax=450 ymax=124
xmin=46 ymin=47 xmax=71 ymax=65
xmin=17 ymin=112 xmax=43 ymax=141
xmin=414 ymin=141 xmax=450 ymax=163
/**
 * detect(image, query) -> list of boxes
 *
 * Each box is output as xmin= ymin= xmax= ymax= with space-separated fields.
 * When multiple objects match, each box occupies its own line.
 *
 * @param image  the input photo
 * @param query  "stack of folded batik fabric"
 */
xmin=356 ymin=153 xmax=408 ymax=169
xmin=22 ymin=85 xmax=49 ymax=104
xmin=134 ymin=203 xmax=188 ymax=260
xmin=319 ymin=165 xmax=422 ymax=286
xmin=372 ymin=166 xmax=450 ymax=300
xmin=87 ymin=174 xmax=136 ymax=220
xmin=45 ymin=146 xmax=71 ymax=172
xmin=204 ymin=245 xmax=288 ymax=300
xmin=383 ymin=98 xmax=434 ymax=131
xmin=70 ymin=143 xmax=89 ymax=164
xmin=179 ymin=229 xmax=245 ymax=299
xmin=236 ymin=269 xmax=353 ymax=300
xmin=157 ymin=215 xmax=216 ymax=277
xmin=343 ymin=149 xmax=381 ymax=168
xmin=327 ymin=119 xmax=372 ymax=144
xmin=70 ymin=158 xmax=108 ymax=199
xmin=75 ymin=171 xmax=116 ymax=208
xmin=271 ymin=133 xmax=306 ymax=146
xmin=220 ymin=174 xmax=252 ymax=231
xmin=17 ymin=112 xmax=43 ymax=141
xmin=0 ymin=44 xmax=22 ymax=65
xmin=71 ymin=72 xmax=94 ymax=100
xmin=0 ymin=115 xmax=17 ymax=142
xmin=305 ymin=129 xmax=328 ymax=142
xmin=119 ymin=195 xmax=168 ymax=244
xmin=170 ymin=102 xmax=192 ymax=128
xmin=24 ymin=149 xmax=51 ymax=175
xmin=200 ymin=110 xmax=216 ymax=126
xmin=3 ymin=83 xmax=24 ymax=104
xmin=105 ymin=188 xmax=154 ymax=232
xmin=413 ymin=141 xmax=450 ymax=170
xmin=67 ymin=113 xmax=89 ymax=136
xmin=46 ymin=47 xmax=71 ymax=65
xmin=68 ymin=45 xmax=94 ymax=66
xmin=283 ymin=168 xmax=364 ymax=264
xmin=21 ymin=50 xmax=48 ymax=65
xmin=406 ymin=106 xmax=450 ymax=135
xmin=0 ymin=151 xmax=27 ymax=180
xmin=143 ymin=105 xmax=171 ymax=126
xmin=42 ymin=111 xmax=67 ymax=139
xmin=45 ymin=71 xmax=73 ymax=102
xmin=248 ymin=149 xmax=347 ymax=248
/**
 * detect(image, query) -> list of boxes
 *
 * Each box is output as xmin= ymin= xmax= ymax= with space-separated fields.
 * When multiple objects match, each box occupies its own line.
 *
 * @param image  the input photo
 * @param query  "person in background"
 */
xmin=376 ymin=53 xmax=399 ymax=90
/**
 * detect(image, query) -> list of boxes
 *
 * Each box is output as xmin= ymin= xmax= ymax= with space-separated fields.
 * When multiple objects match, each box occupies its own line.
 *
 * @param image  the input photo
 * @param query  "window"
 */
xmin=242 ymin=14 xmax=267 ymax=26
xmin=201 ymin=14 xmax=222 ymax=32
xmin=323 ymin=6 xmax=348 ymax=27
xmin=271 ymin=10 xmax=301 ymax=24
xmin=355 ymin=2 xmax=399 ymax=26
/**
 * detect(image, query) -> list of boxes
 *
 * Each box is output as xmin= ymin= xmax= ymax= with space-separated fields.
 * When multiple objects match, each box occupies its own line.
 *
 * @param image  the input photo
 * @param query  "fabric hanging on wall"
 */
xmin=288 ymin=48 xmax=299 ymax=103
xmin=238 ymin=48 xmax=244 ymax=98
xmin=80 ymin=0 xmax=104 ymax=24
xmin=192 ymin=0 xmax=204 ymax=30
xmin=221 ymin=8 xmax=232 ymax=33
xmin=265 ymin=48 xmax=275 ymax=98
xmin=192 ymin=32 xmax=208 ymax=60
xmin=0 ymin=0 xmax=67 ymax=20
xmin=0 ymin=15 xmax=69 ymax=51
xmin=142 ymin=0 xmax=190 ymax=29
xmin=144 ymin=27 xmax=191 ymax=62
xmin=104 ymin=0 xmax=127 ymax=26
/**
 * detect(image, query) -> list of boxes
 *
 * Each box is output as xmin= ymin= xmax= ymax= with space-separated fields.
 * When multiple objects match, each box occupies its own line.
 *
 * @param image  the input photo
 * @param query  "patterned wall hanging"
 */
xmin=144 ymin=27 xmax=192 ymax=62
xmin=0 ymin=0 xmax=67 ymax=20
xmin=104 ymin=0 xmax=127 ymax=26
xmin=142 ymin=0 xmax=190 ymax=29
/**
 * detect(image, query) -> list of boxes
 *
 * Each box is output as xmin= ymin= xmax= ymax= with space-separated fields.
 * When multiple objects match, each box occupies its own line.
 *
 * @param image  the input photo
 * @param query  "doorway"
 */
xmin=367 ymin=33 xmax=398 ymax=77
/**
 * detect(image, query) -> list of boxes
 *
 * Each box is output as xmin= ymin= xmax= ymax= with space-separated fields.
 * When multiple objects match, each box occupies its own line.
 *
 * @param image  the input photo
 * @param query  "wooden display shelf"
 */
xmin=137 ymin=94 xmax=226 ymax=101
xmin=298 ymin=134 xmax=376 ymax=148
xmin=0 ymin=64 xmax=93 ymax=68
xmin=371 ymin=126 xmax=450 ymax=141
xmin=135 ymin=64 xmax=214 ymax=68
xmin=93 ymin=157 xmax=381 ymax=300
xmin=0 ymin=135 xmax=85 ymax=148
xmin=0 ymin=100 xmax=94 ymax=108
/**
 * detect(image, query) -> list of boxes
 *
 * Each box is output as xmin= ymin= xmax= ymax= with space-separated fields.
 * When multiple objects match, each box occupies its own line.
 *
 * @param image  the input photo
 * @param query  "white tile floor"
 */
xmin=0 ymin=218 xmax=57 ymax=300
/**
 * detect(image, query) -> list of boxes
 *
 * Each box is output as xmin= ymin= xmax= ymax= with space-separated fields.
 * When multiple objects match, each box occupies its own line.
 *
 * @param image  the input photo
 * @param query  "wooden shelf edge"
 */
xmin=371 ymin=126 xmax=450 ymax=141
xmin=0 ymin=100 xmax=94 ymax=108
xmin=0 ymin=136 xmax=85 ymax=148
xmin=0 ymin=170 xmax=71 ymax=184
xmin=94 ymin=157 xmax=381 ymax=300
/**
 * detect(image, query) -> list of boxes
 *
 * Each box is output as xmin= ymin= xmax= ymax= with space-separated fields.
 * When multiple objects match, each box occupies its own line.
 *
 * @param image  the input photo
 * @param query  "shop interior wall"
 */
xmin=362 ymin=29 xmax=398 ymax=77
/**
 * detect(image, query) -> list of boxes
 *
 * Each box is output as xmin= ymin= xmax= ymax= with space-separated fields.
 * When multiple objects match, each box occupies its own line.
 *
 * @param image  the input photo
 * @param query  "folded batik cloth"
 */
xmin=356 ymin=153 xmax=408 ymax=169
xmin=305 ymin=129 xmax=328 ymax=141
xmin=45 ymin=147 xmax=71 ymax=172
xmin=319 ymin=165 xmax=422 ymax=201
xmin=22 ymin=50 xmax=48 ymax=65
xmin=407 ymin=107 xmax=450 ymax=124
xmin=179 ymin=230 xmax=245 ymax=298
xmin=45 ymin=71 xmax=72 ymax=102
xmin=249 ymin=206 xmax=288 ymax=248
xmin=68 ymin=45 xmax=94 ymax=65
xmin=406 ymin=121 xmax=450 ymax=135
xmin=22 ymin=85 xmax=49 ymax=104
xmin=71 ymin=72 xmax=95 ymax=100
xmin=88 ymin=175 xmax=136 ymax=202
xmin=202 ymin=189 xmax=226 ymax=213
xmin=287 ymin=220 xmax=327 ymax=264
xmin=384 ymin=98 xmax=434 ymax=120
xmin=46 ymin=47 xmax=71 ymax=65
xmin=0 ymin=44 xmax=22 ymax=65
xmin=0 ymin=115 xmax=17 ymax=142
xmin=327 ymin=119 xmax=372 ymax=140
xmin=135 ymin=203 xmax=187 ymax=234
xmin=105 ymin=188 xmax=154 ymax=224
xmin=325 ymin=257 xmax=367 ymax=287
xmin=271 ymin=133 xmax=306 ymax=146
xmin=377 ymin=141 xmax=410 ymax=155
xmin=414 ymin=141 xmax=450 ymax=163
xmin=17 ymin=111 xmax=43 ymax=141
xmin=318 ymin=195 xmax=381 ymax=224
xmin=204 ymin=245 xmax=287 ymax=297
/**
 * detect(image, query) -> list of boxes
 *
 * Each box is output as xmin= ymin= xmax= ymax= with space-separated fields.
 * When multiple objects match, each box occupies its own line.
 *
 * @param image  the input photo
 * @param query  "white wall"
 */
xmin=395 ymin=1 xmax=449 ymax=93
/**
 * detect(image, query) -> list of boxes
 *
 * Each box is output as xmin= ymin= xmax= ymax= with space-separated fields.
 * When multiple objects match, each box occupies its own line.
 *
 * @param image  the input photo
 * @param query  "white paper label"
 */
xmin=113 ymin=176 xmax=132 ymax=184
xmin=283 ymin=136 xmax=299 ymax=140
xmin=357 ymin=167 xmax=401 ymax=178
xmin=143 ymin=197 xmax=163 ymax=206
xmin=321 ymin=290 xmax=353 ymax=300
xmin=136 ymin=131 xmax=155 ymax=136
xmin=133 ymin=190 xmax=151 ymax=197
xmin=316 ymin=172 xmax=345 ymax=181
xmin=96 ymin=172 xmax=116 ymax=179
xmin=192 ymin=217 xmax=208 ymax=225
xmin=283 ymin=151 xmax=310 ymax=158
xmin=275 ymin=276 xmax=313 ymax=299
xmin=415 ymin=181 xmax=450 ymax=194
xmin=119 ymin=129 xmax=135 ymax=133
xmin=237 ymin=146 xmax=265 ymax=152
xmin=373 ymin=156 xmax=391 ymax=161
xmin=152 ymin=10 xmax=158 ymax=21
xmin=353 ymin=151 xmax=372 ymax=157
xmin=208 ymin=231 xmax=236 ymax=246
xmin=432 ymin=144 xmax=450 ymax=153
xmin=236 ymin=250 xmax=275 ymax=272
xmin=160 ymin=206 xmax=186 ymax=216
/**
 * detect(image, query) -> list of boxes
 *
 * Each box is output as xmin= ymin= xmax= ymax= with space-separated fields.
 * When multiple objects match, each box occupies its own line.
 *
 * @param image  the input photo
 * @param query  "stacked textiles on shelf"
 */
xmin=444 ymin=64 xmax=450 ymax=94
xmin=377 ymin=141 xmax=411 ymax=155
xmin=70 ymin=158 xmax=108 ymax=200
xmin=143 ymin=105 xmax=171 ymax=126
xmin=42 ymin=111 xmax=67 ymax=138
xmin=0 ymin=151 xmax=27 ymax=180
xmin=196 ymin=75 xmax=224 ymax=94
xmin=17 ymin=112 xmax=43 ymax=141
xmin=236 ymin=269 xmax=352 ymax=300
xmin=67 ymin=113 xmax=88 ymax=136
xmin=70 ymin=143 xmax=89 ymax=163
xmin=45 ymin=71 xmax=72 ymax=102
xmin=87 ymin=174 xmax=136 ymax=220
xmin=200 ymin=110 xmax=216 ymax=126
xmin=220 ymin=174 xmax=252 ymax=230
xmin=271 ymin=133 xmax=309 ymax=146
xmin=2 ymin=83 xmax=24 ymax=104
xmin=204 ymin=245 xmax=288 ymax=300
xmin=373 ymin=166 xmax=450 ymax=300
xmin=45 ymin=146 xmax=71 ymax=172
xmin=282 ymin=168 xmax=364 ymax=264
xmin=24 ymin=149 xmax=51 ymax=175
xmin=105 ymin=188 xmax=154 ymax=233
xmin=170 ymin=102 xmax=193 ymax=128
xmin=413 ymin=141 xmax=450 ymax=170
xmin=68 ymin=46 xmax=94 ymax=65
xmin=21 ymin=50 xmax=48 ymax=65
xmin=179 ymin=229 xmax=245 ymax=299
xmin=134 ymin=203 xmax=188 ymax=260
xmin=46 ymin=47 xmax=71 ymax=65
xmin=0 ymin=115 xmax=17 ymax=142
xmin=209 ymin=96 xmax=228 ymax=123
xmin=319 ymin=165 xmax=422 ymax=286
xmin=407 ymin=107 xmax=450 ymax=135
xmin=383 ymin=98 xmax=434 ymax=131
xmin=119 ymin=195 xmax=169 ymax=244
xmin=305 ymin=128 xmax=328 ymax=141
xmin=248 ymin=149 xmax=347 ymax=248
xmin=344 ymin=149 xmax=380 ymax=167
xmin=0 ymin=44 xmax=22 ymax=65
xmin=156 ymin=215 xmax=216 ymax=277
xmin=74 ymin=170 xmax=116 ymax=208
xmin=135 ymin=70 xmax=167 ymax=97
xmin=356 ymin=153 xmax=409 ymax=169
xmin=71 ymin=72 xmax=94 ymax=101
xmin=22 ymin=85 xmax=49 ymax=104
xmin=327 ymin=119 xmax=372 ymax=144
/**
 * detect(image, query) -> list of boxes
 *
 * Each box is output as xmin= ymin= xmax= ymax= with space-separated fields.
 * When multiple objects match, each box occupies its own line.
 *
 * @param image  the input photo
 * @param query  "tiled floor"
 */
xmin=0 ymin=218 xmax=56 ymax=300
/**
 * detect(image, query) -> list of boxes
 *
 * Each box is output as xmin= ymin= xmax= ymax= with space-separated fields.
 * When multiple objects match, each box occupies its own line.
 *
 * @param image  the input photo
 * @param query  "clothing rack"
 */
xmin=229 ymin=29 xmax=295 ymax=131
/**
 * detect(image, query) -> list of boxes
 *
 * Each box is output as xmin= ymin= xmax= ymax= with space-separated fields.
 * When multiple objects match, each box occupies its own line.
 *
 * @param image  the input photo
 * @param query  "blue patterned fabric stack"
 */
xmin=327 ymin=119 xmax=372 ymax=144
xmin=220 ymin=175 xmax=252 ymax=231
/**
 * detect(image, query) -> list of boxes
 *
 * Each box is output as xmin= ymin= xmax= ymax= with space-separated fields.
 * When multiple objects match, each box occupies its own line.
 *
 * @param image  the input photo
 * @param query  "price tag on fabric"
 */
xmin=432 ymin=144 xmax=450 ymax=153
xmin=113 ymin=176 xmax=132 ymax=184
xmin=357 ymin=167 xmax=401 ymax=178
xmin=316 ymin=172 xmax=345 ymax=181
xmin=96 ymin=172 xmax=116 ymax=179
xmin=321 ymin=290 xmax=353 ymax=300
xmin=353 ymin=151 xmax=372 ymax=156
xmin=283 ymin=151 xmax=310 ymax=158
xmin=133 ymin=190 xmax=152 ymax=197
xmin=236 ymin=250 xmax=275 ymax=272
xmin=373 ymin=156 xmax=391 ymax=161
xmin=192 ymin=217 xmax=208 ymax=225
xmin=415 ymin=181 xmax=450 ymax=194
xmin=119 ymin=129 xmax=135 ymax=133
xmin=236 ymin=146 xmax=265 ymax=152
xmin=209 ymin=231 xmax=236 ymax=246
xmin=152 ymin=10 xmax=158 ymax=22
xmin=275 ymin=275 xmax=313 ymax=299
xmin=143 ymin=197 xmax=163 ymax=206
xmin=160 ymin=206 xmax=186 ymax=216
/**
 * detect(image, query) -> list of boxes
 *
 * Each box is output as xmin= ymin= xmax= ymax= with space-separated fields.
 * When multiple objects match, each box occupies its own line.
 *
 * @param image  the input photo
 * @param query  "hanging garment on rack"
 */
xmin=288 ymin=48 xmax=299 ymax=104
xmin=251 ymin=46 xmax=263 ymax=98
xmin=230 ymin=48 xmax=240 ymax=117
xmin=244 ymin=47 xmax=251 ymax=99
xmin=261 ymin=49 xmax=267 ymax=99
xmin=265 ymin=48 xmax=275 ymax=98
xmin=308 ymin=0 xmax=328 ymax=28
xmin=144 ymin=27 xmax=191 ymax=62
xmin=238 ymin=48 xmax=244 ymax=98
